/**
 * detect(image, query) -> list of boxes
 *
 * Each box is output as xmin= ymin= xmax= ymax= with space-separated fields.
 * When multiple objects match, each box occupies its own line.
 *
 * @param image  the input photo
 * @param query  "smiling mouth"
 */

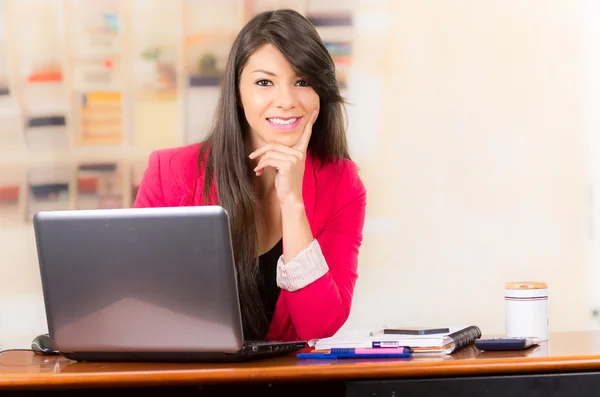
xmin=267 ymin=117 xmax=300 ymax=125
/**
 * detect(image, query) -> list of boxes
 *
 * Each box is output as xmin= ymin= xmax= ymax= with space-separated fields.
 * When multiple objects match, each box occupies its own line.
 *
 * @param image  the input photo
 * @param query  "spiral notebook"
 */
xmin=310 ymin=325 xmax=482 ymax=354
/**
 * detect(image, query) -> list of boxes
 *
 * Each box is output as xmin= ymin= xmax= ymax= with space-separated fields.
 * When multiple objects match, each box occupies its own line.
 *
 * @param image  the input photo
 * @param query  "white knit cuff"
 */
xmin=276 ymin=239 xmax=329 ymax=292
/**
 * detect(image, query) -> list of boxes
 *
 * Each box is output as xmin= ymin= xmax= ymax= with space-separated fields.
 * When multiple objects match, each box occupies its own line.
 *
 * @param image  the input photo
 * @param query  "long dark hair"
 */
xmin=198 ymin=9 xmax=350 ymax=340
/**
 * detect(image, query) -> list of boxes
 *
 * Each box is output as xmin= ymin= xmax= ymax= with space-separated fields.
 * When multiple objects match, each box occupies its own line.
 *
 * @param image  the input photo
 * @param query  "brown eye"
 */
xmin=256 ymin=79 xmax=272 ymax=86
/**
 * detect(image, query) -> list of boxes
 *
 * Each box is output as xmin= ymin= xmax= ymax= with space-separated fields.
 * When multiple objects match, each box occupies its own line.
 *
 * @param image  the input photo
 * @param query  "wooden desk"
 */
xmin=1 ymin=331 xmax=600 ymax=396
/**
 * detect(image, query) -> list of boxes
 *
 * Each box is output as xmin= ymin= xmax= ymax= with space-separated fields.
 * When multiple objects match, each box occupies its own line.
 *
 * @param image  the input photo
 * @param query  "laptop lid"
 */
xmin=33 ymin=206 xmax=245 ymax=355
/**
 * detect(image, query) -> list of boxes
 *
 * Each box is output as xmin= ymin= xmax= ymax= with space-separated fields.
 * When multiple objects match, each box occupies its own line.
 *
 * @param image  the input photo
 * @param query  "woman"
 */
xmin=134 ymin=9 xmax=366 ymax=342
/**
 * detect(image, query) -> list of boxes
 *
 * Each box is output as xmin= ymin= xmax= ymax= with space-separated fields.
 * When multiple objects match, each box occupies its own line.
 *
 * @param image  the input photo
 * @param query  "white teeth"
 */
xmin=269 ymin=117 xmax=298 ymax=125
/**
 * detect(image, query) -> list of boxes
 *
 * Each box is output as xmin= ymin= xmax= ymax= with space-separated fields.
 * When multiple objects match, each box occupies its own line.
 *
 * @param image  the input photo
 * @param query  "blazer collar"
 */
xmin=302 ymin=152 xmax=318 ymax=226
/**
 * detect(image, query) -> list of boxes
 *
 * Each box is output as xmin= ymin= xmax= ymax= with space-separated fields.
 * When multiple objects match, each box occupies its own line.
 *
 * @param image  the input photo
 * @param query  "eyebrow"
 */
xmin=251 ymin=69 xmax=277 ymax=76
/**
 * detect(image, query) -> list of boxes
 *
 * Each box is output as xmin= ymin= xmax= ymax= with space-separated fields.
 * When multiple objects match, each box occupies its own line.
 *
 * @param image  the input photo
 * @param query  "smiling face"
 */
xmin=239 ymin=43 xmax=320 ymax=150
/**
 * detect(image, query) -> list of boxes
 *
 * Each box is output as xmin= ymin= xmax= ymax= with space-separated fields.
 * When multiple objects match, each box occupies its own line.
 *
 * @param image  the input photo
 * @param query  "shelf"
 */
xmin=26 ymin=116 xmax=66 ymax=128
xmin=189 ymin=75 xmax=222 ymax=87
xmin=307 ymin=13 xmax=353 ymax=27
xmin=76 ymin=91 xmax=124 ymax=145
xmin=0 ymin=0 xmax=357 ymax=223
xmin=75 ymin=162 xmax=125 ymax=210
xmin=0 ymin=164 xmax=26 ymax=223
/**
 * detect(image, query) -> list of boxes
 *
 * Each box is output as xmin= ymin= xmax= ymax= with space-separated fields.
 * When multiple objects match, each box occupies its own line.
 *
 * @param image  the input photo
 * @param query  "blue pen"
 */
xmin=330 ymin=347 xmax=413 ymax=355
xmin=297 ymin=351 xmax=412 ymax=360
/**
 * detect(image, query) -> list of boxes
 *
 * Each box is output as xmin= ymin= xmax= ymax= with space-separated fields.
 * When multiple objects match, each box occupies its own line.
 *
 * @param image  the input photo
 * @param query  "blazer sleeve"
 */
xmin=281 ymin=160 xmax=367 ymax=341
xmin=133 ymin=151 xmax=166 ymax=208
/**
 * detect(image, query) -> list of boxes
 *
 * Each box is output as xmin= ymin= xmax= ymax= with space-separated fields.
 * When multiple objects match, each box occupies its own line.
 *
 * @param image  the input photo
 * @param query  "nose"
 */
xmin=275 ymin=85 xmax=296 ymax=110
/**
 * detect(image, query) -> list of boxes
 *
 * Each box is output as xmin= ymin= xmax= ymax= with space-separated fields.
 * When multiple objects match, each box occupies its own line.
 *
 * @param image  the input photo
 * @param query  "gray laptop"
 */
xmin=32 ymin=205 xmax=306 ymax=362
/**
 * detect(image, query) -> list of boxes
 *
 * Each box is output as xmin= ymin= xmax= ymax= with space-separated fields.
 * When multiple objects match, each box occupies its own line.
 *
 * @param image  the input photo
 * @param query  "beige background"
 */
xmin=1 ymin=0 xmax=599 ymax=348
xmin=342 ymin=0 xmax=592 ymax=335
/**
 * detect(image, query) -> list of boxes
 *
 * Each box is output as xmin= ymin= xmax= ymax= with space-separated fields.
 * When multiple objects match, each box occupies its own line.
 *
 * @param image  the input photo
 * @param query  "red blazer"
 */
xmin=133 ymin=143 xmax=367 ymax=342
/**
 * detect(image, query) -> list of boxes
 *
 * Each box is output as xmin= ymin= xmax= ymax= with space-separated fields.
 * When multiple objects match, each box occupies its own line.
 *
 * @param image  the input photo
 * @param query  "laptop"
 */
xmin=32 ymin=205 xmax=307 ymax=362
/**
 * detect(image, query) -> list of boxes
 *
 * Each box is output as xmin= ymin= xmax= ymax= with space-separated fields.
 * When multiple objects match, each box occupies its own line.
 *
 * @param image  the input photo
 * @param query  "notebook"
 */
xmin=310 ymin=325 xmax=482 ymax=354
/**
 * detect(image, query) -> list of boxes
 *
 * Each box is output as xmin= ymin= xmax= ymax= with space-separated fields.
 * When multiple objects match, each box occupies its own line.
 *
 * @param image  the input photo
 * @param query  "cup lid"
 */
xmin=505 ymin=281 xmax=548 ymax=289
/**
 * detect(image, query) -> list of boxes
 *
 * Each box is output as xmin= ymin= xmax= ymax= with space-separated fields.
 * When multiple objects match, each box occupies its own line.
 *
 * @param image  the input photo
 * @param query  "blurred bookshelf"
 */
xmin=0 ymin=0 xmax=356 ymax=223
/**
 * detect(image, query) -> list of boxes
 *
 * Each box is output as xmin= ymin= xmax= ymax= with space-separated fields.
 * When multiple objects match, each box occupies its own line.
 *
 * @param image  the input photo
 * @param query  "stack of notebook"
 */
xmin=307 ymin=325 xmax=482 ymax=356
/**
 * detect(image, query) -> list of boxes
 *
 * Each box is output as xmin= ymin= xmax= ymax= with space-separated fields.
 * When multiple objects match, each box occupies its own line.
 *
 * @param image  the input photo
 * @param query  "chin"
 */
xmin=267 ymin=133 xmax=301 ymax=147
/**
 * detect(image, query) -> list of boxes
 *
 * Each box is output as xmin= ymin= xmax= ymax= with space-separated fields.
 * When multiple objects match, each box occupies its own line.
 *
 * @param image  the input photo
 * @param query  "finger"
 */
xmin=253 ymin=158 xmax=291 ymax=174
xmin=254 ymin=156 xmax=298 ymax=172
xmin=294 ymin=109 xmax=318 ymax=151
xmin=254 ymin=150 xmax=297 ymax=166
xmin=249 ymin=143 xmax=302 ymax=160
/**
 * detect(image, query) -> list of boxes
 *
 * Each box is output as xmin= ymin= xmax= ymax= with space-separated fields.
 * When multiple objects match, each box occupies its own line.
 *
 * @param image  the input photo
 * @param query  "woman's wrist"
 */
xmin=280 ymin=196 xmax=313 ymax=263
xmin=280 ymin=196 xmax=305 ymax=213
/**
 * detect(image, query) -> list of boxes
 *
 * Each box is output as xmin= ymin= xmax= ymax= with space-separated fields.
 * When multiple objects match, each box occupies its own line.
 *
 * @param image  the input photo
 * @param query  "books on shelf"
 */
xmin=184 ymin=0 xmax=242 ymax=86
xmin=0 ymin=0 xmax=363 ymax=222
xmin=76 ymin=163 xmax=124 ymax=210
xmin=310 ymin=325 xmax=482 ymax=355
xmin=0 ymin=57 xmax=9 ymax=97
xmin=65 ymin=0 xmax=122 ymax=61
xmin=72 ymin=60 xmax=122 ymax=92
xmin=0 ymin=165 xmax=25 ymax=223
xmin=24 ymin=115 xmax=69 ymax=151
xmin=78 ymin=92 xmax=123 ymax=145
xmin=27 ymin=163 xmax=72 ymax=220
xmin=26 ymin=68 xmax=62 ymax=83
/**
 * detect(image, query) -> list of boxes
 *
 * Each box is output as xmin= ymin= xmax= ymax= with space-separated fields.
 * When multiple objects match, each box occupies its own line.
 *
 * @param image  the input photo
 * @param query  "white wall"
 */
xmin=341 ymin=0 xmax=590 ymax=335
xmin=583 ymin=0 xmax=600 ymax=330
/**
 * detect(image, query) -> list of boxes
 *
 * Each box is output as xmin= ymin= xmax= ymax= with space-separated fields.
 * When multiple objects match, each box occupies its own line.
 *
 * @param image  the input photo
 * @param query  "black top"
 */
xmin=258 ymin=239 xmax=283 ymax=325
